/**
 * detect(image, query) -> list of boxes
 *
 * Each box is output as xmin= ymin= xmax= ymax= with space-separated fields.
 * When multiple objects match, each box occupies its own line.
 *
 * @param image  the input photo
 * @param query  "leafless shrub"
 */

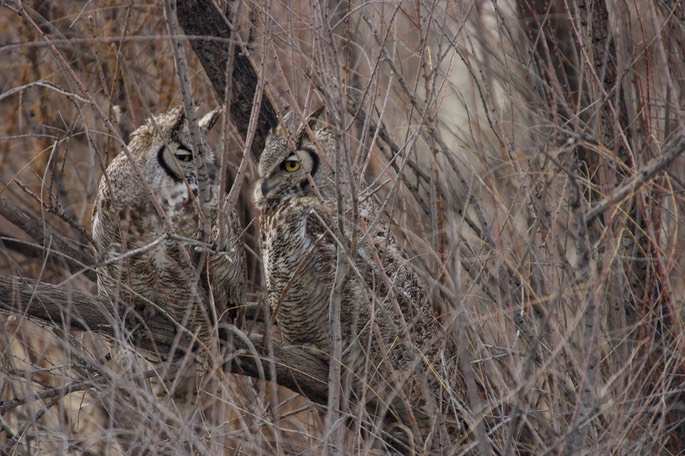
xmin=1 ymin=0 xmax=683 ymax=455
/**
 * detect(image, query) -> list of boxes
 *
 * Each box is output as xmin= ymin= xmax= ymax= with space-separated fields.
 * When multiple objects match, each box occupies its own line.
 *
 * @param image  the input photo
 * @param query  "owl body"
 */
xmin=92 ymin=106 xmax=246 ymax=352
xmin=259 ymin=197 xmax=334 ymax=353
xmin=255 ymin=120 xmax=457 ymax=451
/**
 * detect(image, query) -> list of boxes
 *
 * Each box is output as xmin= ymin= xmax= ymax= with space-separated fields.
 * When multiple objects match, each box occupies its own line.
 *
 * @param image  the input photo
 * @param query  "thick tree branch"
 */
xmin=176 ymin=0 xmax=278 ymax=159
xmin=0 ymin=274 xmax=329 ymax=407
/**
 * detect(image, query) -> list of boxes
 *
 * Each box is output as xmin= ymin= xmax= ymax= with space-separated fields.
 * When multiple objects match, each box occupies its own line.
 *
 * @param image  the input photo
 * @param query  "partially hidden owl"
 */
xmin=92 ymin=106 xmax=246 ymax=363
xmin=253 ymin=114 xmax=462 ymax=452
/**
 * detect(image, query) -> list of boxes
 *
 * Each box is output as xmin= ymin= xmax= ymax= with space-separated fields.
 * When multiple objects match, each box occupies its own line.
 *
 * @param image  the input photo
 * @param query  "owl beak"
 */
xmin=260 ymin=179 xmax=271 ymax=198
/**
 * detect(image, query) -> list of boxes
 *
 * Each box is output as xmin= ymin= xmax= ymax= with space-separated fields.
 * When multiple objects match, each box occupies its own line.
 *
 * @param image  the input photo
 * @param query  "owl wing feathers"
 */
xmin=92 ymin=108 xmax=246 ymax=350
xmin=285 ymin=196 xmax=458 ymax=447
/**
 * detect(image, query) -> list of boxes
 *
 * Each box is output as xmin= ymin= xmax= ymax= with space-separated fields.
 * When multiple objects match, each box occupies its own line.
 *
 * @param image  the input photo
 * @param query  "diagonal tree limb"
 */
xmin=176 ymin=0 xmax=278 ymax=159
xmin=0 ymin=197 xmax=96 ymax=280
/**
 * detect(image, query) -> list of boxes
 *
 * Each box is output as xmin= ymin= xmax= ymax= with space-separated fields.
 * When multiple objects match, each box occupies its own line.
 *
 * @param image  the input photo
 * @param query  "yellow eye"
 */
xmin=283 ymin=160 xmax=301 ymax=172
xmin=175 ymin=151 xmax=192 ymax=162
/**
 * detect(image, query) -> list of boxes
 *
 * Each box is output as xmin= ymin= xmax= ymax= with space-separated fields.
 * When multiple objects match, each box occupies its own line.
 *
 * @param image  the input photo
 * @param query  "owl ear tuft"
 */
xmin=294 ymin=106 xmax=327 ymax=144
xmin=169 ymin=106 xmax=187 ymax=139
xmin=270 ymin=108 xmax=292 ymax=139
xmin=199 ymin=107 xmax=223 ymax=133
xmin=269 ymin=106 xmax=328 ymax=144
xmin=272 ymin=123 xmax=289 ymax=139
xmin=306 ymin=106 xmax=326 ymax=129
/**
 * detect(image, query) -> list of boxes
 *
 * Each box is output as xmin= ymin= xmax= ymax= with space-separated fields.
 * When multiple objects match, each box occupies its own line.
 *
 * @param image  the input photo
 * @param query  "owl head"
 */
xmin=129 ymin=106 xmax=223 ymax=185
xmin=254 ymin=110 xmax=337 ymax=208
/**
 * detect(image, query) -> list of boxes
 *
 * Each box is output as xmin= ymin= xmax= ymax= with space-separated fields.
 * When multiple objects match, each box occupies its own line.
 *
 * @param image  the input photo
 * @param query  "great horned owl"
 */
xmin=92 ymin=106 xmax=246 ymax=361
xmin=253 ymin=114 xmax=461 ymax=452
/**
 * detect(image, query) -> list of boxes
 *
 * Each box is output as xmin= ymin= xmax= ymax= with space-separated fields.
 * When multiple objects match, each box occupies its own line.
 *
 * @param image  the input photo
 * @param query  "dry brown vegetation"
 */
xmin=1 ymin=0 xmax=684 ymax=454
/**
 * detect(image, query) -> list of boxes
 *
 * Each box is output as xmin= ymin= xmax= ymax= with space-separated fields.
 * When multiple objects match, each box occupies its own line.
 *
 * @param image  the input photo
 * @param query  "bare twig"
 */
xmin=14 ymin=178 xmax=95 ymax=246
xmin=163 ymin=0 xmax=213 ymax=238
xmin=586 ymin=136 xmax=685 ymax=223
xmin=0 ymin=197 xmax=95 ymax=280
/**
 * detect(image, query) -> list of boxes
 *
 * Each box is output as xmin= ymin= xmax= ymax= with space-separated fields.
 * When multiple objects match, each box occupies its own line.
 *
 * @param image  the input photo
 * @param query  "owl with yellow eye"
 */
xmin=254 ymin=114 xmax=460 ymax=452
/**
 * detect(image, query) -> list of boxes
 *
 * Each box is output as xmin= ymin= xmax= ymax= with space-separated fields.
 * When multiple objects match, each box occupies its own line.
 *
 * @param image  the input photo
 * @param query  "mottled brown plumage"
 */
xmin=92 ymin=106 xmax=246 ymax=403
xmin=254 ymin=116 xmax=462 ymax=452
